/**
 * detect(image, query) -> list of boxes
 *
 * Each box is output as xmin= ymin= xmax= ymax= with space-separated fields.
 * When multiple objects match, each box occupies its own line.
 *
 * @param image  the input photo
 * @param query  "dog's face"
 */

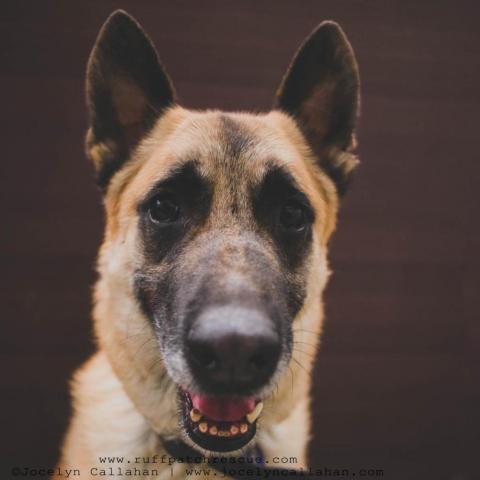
xmin=87 ymin=11 xmax=359 ymax=453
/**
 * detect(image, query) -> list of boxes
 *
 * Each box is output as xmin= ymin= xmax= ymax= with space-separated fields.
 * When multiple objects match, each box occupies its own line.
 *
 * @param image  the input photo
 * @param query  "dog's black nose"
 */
xmin=186 ymin=306 xmax=281 ymax=393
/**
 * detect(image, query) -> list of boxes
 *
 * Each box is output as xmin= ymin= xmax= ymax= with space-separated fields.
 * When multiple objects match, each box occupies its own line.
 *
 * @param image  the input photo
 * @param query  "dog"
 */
xmin=57 ymin=10 xmax=360 ymax=479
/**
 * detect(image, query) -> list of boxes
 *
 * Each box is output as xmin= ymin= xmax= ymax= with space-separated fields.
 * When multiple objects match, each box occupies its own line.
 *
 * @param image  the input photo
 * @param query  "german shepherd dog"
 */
xmin=58 ymin=10 xmax=360 ymax=478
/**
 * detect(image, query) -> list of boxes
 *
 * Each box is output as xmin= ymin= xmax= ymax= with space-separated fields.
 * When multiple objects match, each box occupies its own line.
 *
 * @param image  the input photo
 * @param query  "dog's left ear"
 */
xmin=275 ymin=22 xmax=360 ymax=195
xmin=86 ymin=10 xmax=176 ymax=189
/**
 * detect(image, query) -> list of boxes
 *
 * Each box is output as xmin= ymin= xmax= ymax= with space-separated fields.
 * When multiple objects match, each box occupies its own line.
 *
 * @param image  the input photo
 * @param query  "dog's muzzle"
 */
xmin=180 ymin=305 xmax=281 ymax=452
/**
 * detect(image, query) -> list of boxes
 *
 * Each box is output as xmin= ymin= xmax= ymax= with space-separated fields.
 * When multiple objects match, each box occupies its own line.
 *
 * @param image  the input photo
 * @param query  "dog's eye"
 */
xmin=279 ymin=202 xmax=308 ymax=232
xmin=148 ymin=196 xmax=180 ymax=224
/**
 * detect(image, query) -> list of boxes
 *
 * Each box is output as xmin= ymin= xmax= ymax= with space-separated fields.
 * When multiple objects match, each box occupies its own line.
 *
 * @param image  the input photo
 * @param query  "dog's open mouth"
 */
xmin=180 ymin=391 xmax=263 ymax=452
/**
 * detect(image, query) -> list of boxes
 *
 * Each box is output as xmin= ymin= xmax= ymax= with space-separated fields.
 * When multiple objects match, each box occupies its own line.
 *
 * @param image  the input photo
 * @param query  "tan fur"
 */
xmin=57 ymin=107 xmax=339 ymax=479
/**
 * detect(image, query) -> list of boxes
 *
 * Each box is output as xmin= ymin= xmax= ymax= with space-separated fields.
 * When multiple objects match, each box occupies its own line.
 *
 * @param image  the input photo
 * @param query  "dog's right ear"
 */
xmin=86 ymin=10 xmax=176 ymax=189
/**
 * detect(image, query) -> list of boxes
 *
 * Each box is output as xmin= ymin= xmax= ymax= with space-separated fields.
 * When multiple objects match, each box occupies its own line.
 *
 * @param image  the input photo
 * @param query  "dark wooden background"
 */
xmin=1 ymin=1 xmax=479 ymax=478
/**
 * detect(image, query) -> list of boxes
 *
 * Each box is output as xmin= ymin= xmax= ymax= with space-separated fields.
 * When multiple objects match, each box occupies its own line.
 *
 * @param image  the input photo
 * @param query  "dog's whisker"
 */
xmin=288 ymin=365 xmax=295 ymax=395
xmin=132 ymin=337 xmax=158 ymax=358
xmin=292 ymin=328 xmax=319 ymax=335
xmin=292 ymin=348 xmax=317 ymax=359
xmin=291 ymin=356 xmax=310 ymax=375
xmin=293 ymin=340 xmax=317 ymax=347
xmin=145 ymin=357 xmax=163 ymax=376
xmin=121 ymin=331 xmax=151 ymax=342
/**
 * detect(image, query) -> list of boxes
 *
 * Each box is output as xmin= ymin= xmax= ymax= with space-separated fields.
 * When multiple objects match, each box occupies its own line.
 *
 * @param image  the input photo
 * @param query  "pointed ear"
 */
xmin=275 ymin=21 xmax=360 ymax=195
xmin=86 ymin=10 xmax=176 ymax=189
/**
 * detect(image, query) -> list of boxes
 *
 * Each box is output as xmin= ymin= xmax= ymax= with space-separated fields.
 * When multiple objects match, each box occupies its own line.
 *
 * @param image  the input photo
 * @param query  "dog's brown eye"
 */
xmin=279 ymin=203 xmax=308 ymax=232
xmin=149 ymin=196 xmax=180 ymax=224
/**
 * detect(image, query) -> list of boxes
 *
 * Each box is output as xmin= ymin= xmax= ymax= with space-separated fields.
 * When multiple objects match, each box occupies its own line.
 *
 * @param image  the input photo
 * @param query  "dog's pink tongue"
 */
xmin=190 ymin=394 xmax=255 ymax=421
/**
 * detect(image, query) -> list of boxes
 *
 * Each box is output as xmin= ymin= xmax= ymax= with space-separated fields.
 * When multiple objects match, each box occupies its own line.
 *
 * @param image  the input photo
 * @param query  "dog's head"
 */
xmin=87 ymin=11 xmax=359 ymax=453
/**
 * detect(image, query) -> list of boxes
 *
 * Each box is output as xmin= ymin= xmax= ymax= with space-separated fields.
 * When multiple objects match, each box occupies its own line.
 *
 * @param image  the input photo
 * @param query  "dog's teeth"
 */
xmin=240 ymin=422 xmax=249 ymax=434
xmin=246 ymin=401 xmax=263 ymax=424
xmin=230 ymin=425 xmax=239 ymax=435
xmin=209 ymin=425 xmax=218 ymax=436
xmin=198 ymin=422 xmax=208 ymax=433
xmin=218 ymin=430 xmax=231 ymax=437
xmin=190 ymin=408 xmax=202 ymax=422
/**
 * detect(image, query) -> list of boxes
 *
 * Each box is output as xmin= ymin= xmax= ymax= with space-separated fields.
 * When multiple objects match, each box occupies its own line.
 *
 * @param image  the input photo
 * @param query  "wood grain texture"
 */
xmin=0 ymin=1 xmax=479 ymax=478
